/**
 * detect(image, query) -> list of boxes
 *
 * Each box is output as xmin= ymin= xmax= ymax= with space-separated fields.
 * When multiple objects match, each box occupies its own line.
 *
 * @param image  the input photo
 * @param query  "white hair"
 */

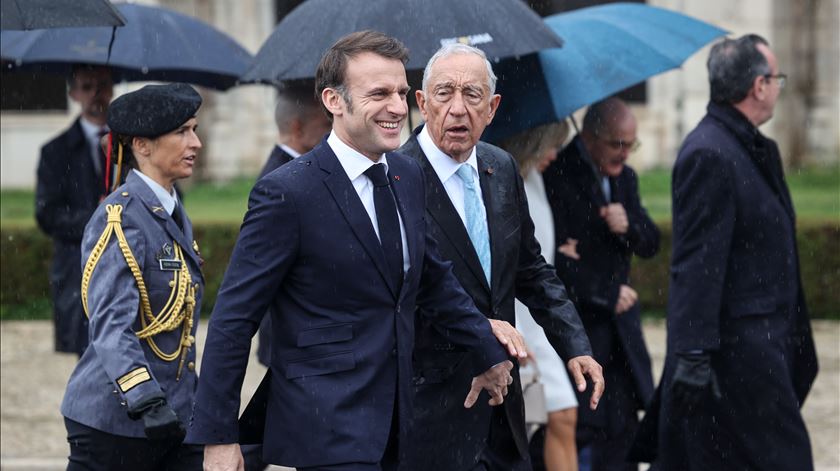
xmin=421 ymin=43 xmax=497 ymax=95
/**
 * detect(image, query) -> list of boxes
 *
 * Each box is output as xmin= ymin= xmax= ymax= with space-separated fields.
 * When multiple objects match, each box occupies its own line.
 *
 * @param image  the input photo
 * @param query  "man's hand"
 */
xmin=615 ymin=284 xmax=638 ymax=315
xmin=464 ymin=360 xmax=514 ymax=408
xmin=488 ymin=319 xmax=527 ymax=359
xmin=558 ymin=238 xmax=581 ymax=260
xmin=567 ymin=355 xmax=605 ymax=410
xmin=600 ymin=203 xmax=629 ymax=234
xmin=204 ymin=443 xmax=244 ymax=471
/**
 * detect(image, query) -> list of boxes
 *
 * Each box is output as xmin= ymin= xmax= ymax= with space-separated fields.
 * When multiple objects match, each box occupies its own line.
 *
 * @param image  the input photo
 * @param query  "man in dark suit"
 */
xmin=654 ymin=33 xmax=818 ymax=471
xmin=191 ymin=31 xmax=516 ymax=471
xmin=35 ymin=65 xmax=113 ymax=356
xmin=542 ymin=97 xmax=658 ymax=470
xmin=399 ymin=43 xmax=603 ymax=471
xmin=256 ymin=85 xmax=331 ymax=367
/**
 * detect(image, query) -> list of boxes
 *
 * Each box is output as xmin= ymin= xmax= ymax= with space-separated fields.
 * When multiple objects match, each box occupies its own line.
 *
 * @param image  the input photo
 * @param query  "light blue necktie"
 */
xmin=456 ymin=164 xmax=491 ymax=283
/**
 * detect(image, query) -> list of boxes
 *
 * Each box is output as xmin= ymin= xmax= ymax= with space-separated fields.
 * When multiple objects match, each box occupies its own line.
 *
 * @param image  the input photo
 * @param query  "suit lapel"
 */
xmin=477 ymin=148 xmax=499 ymax=296
xmin=407 ymin=136 xmax=490 ymax=294
xmin=316 ymin=144 xmax=398 ymax=298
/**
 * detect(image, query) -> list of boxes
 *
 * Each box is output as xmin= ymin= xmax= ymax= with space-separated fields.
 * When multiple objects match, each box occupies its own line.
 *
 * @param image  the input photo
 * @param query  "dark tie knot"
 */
xmin=364 ymin=163 xmax=391 ymax=187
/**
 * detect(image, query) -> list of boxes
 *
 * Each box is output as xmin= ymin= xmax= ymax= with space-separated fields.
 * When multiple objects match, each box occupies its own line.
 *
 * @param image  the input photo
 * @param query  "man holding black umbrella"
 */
xmin=398 ymin=43 xmax=603 ymax=471
xmin=35 ymin=64 xmax=113 ymax=357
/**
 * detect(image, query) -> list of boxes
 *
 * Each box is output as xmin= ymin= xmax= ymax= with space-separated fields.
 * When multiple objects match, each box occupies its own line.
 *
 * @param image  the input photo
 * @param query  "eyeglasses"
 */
xmin=764 ymin=73 xmax=787 ymax=89
xmin=599 ymin=137 xmax=641 ymax=153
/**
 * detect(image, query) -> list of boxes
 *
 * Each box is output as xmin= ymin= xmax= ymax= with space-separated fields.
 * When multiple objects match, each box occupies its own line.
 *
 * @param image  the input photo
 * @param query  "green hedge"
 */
xmin=2 ymin=221 xmax=838 ymax=319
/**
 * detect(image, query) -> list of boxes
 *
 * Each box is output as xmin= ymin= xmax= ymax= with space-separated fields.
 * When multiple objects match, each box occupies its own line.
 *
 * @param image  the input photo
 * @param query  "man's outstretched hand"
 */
xmin=567 ymin=355 xmax=605 ymax=410
xmin=464 ymin=360 xmax=514 ymax=408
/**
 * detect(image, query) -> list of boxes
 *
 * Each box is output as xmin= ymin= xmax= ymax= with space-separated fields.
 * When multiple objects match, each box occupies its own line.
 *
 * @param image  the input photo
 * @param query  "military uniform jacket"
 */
xmin=399 ymin=129 xmax=591 ymax=470
xmin=61 ymin=172 xmax=204 ymax=439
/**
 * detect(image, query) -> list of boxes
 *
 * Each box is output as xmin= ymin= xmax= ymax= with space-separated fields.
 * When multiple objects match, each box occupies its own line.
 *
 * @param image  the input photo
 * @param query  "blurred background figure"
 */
xmin=255 ymin=83 xmax=331 ymax=368
xmin=35 ymin=64 xmax=114 ymax=357
xmin=500 ymin=120 xmax=580 ymax=471
xmin=543 ymin=97 xmax=659 ymax=470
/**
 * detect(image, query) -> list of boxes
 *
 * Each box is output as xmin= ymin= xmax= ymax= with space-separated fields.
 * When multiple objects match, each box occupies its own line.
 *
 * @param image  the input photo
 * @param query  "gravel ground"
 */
xmin=2 ymin=319 xmax=838 ymax=470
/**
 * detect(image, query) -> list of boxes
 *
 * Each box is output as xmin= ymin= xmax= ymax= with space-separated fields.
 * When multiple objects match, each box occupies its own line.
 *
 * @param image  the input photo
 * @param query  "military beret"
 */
xmin=108 ymin=83 xmax=202 ymax=138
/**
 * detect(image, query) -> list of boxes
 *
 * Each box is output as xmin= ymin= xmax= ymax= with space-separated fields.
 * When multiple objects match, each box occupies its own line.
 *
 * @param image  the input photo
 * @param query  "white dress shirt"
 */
xmin=327 ymin=132 xmax=410 ymax=272
xmin=132 ymin=169 xmax=179 ymax=216
xmin=279 ymin=143 xmax=302 ymax=159
xmin=417 ymin=126 xmax=487 ymax=227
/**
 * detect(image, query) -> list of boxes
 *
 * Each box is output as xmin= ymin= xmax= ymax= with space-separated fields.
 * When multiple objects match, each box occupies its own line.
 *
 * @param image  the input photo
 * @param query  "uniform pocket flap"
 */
xmin=285 ymin=351 xmax=355 ymax=379
xmin=296 ymin=323 xmax=353 ymax=347
xmin=728 ymin=294 xmax=776 ymax=317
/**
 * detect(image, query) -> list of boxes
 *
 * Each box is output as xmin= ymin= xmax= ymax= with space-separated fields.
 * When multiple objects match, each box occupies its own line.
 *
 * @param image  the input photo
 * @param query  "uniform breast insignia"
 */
xmin=117 ymin=366 xmax=151 ymax=393
xmin=157 ymin=242 xmax=182 ymax=270
xmin=193 ymin=240 xmax=205 ymax=267
xmin=155 ymin=242 xmax=173 ymax=260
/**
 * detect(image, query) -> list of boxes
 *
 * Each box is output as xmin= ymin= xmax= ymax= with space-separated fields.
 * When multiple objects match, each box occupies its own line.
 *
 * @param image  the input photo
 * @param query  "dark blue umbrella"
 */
xmin=1 ymin=3 xmax=251 ymax=90
xmin=242 ymin=0 xmax=563 ymax=84
xmin=1 ymin=0 xmax=125 ymax=31
xmin=484 ymin=3 xmax=727 ymax=142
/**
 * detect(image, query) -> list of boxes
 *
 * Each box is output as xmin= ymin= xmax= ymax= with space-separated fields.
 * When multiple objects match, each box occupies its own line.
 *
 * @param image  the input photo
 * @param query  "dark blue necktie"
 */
xmin=364 ymin=163 xmax=403 ymax=292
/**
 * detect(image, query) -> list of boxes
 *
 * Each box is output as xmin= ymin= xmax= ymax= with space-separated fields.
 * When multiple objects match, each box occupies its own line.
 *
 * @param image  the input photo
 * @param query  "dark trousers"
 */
xmin=475 ymin=407 xmax=531 ymax=471
xmin=65 ymin=418 xmax=202 ymax=471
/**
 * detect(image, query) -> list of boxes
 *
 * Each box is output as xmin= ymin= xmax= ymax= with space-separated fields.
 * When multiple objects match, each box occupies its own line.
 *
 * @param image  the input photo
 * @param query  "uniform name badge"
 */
xmin=159 ymin=259 xmax=182 ymax=271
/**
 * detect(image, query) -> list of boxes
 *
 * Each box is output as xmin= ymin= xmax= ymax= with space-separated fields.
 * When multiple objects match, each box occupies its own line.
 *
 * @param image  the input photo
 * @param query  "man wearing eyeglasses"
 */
xmin=650 ymin=34 xmax=817 ymax=470
xmin=542 ymin=96 xmax=659 ymax=470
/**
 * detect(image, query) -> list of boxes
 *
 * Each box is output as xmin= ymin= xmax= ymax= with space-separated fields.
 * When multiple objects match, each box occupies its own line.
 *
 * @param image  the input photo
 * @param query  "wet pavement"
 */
xmin=2 ymin=319 xmax=838 ymax=470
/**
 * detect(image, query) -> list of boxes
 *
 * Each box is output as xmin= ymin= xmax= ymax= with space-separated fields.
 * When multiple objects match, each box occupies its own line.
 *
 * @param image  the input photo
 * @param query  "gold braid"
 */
xmin=81 ymin=204 xmax=195 ymax=375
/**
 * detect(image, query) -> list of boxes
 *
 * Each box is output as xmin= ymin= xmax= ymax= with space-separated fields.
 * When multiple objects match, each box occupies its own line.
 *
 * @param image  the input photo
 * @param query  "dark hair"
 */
xmin=707 ymin=34 xmax=770 ymax=104
xmin=314 ymin=30 xmax=409 ymax=120
xmin=275 ymin=83 xmax=321 ymax=132
xmin=67 ymin=64 xmax=112 ymax=89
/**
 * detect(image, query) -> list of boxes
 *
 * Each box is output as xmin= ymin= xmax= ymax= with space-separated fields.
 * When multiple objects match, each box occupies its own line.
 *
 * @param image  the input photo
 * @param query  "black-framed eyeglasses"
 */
xmin=599 ymin=137 xmax=641 ymax=153
xmin=764 ymin=73 xmax=787 ymax=89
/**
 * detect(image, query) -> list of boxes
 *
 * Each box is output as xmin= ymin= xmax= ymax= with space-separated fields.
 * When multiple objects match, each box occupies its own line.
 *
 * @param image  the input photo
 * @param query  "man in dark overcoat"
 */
xmin=542 ymin=97 xmax=658 ymax=470
xmin=35 ymin=65 xmax=113 ymax=356
xmin=655 ymin=34 xmax=818 ymax=470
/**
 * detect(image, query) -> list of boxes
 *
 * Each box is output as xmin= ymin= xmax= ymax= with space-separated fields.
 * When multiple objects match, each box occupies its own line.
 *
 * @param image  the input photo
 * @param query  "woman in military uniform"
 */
xmin=61 ymin=83 xmax=205 ymax=470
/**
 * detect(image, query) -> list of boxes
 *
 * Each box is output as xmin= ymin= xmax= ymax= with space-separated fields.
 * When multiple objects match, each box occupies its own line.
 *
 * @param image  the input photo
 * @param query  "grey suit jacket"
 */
xmin=61 ymin=171 xmax=204 ymax=439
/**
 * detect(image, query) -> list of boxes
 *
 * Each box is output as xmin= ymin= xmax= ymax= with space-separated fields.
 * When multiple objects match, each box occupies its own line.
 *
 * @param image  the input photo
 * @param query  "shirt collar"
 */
xmin=78 ymin=117 xmax=106 ymax=144
xmin=278 ymin=143 xmax=302 ymax=159
xmin=418 ymin=125 xmax=478 ymax=183
xmin=327 ymin=131 xmax=388 ymax=181
xmin=132 ymin=169 xmax=179 ymax=215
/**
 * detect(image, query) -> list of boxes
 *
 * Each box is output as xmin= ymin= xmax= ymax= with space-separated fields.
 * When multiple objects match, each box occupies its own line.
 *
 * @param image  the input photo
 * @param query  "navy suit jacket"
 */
xmin=36 ymin=118 xmax=102 ymax=354
xmin=652 ymin=103 xmax=818 ymax=470
xmin=542 ymin=136 xmax=657 ymax=434
xmin=400 ymin=130 xmax=591 ymax=469
xmin=256 ymin=145 xmax=295 ymax=366
xmin=189 ymin=140 xmax=507 ymax=467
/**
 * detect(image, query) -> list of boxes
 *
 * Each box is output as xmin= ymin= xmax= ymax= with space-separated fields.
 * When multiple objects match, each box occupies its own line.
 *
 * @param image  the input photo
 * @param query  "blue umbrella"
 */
xmin=1 ymin=3 xmax=251 ymax=90
xmin=484 ymin=3 xmax=727 ymax=142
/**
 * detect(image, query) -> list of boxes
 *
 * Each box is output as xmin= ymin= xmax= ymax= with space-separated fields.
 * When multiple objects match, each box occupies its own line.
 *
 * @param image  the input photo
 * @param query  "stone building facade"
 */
xmin=1 ymin=0 xmax=837 ymax=188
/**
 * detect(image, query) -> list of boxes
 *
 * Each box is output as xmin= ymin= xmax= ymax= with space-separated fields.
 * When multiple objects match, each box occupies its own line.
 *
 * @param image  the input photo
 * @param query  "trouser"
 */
xmin=65 ymin=418 xmax=202 ymax=471
xmin=474 ymin=406 xmax=532 ymax=471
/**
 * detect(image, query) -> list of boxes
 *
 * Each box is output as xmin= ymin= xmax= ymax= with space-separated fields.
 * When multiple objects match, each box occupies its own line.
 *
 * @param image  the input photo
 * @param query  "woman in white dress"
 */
xmin=502 ymin=121 xmax=578 ymax=471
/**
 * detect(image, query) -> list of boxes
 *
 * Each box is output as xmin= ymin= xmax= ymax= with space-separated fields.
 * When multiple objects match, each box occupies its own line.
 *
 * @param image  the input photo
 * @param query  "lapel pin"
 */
xmin=394 ymin=175 xmax=400 ymax=181
xmin=152 ymin=206 xmax=164 ymax=213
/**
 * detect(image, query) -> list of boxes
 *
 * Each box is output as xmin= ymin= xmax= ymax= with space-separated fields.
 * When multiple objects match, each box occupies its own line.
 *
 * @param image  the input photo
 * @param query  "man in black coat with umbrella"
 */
xmin=36 ymin=64 xmax=113 ymax=356
xmin=654 ymin=34 xmax=818 ymax=470
xmin=542 ymin=97 xmax=658 ymax=470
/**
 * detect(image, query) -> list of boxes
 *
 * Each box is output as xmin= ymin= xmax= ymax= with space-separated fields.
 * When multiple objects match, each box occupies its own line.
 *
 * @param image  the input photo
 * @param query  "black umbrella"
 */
xmin=1 ymin=3 xmax=251 ymax=90
xmin=1 ymin=0 xmax=125 ymax=31
xmin=242 ymin=0 xmax=563 ymax=84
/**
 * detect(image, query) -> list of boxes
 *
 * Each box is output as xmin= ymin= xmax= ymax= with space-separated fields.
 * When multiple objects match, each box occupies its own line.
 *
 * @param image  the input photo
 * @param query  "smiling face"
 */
xmin=417 ymin=53 xmax=500 ymax=163
xmin=134 ymin=117 xmax=201 ymax=190
xmin=324 ymin=52 xmax=408 ymax=161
